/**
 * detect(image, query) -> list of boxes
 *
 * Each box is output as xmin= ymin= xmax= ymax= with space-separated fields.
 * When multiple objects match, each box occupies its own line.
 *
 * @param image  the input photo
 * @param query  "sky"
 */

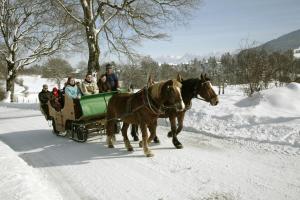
xmin=69 ymin=0 xmax=300 ymax=65
xmin=137 ymin=0 xmax=300 ymax=58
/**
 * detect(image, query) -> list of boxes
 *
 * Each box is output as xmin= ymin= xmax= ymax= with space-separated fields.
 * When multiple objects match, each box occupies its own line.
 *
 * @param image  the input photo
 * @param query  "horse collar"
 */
xmin=144 ymin=87 xmax=164 ymax=115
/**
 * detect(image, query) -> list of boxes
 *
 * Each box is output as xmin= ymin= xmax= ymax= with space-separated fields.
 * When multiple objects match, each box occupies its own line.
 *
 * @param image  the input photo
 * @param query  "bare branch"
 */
xmin=55 ymin=0 xmax=83 ymax=24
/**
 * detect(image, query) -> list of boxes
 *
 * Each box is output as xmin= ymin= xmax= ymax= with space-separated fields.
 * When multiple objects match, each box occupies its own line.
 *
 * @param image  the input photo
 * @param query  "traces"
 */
xmin=199 ymin=192 xmax=240 ymax=200
xmin=230 ymin=138 xmax=300 ymax=157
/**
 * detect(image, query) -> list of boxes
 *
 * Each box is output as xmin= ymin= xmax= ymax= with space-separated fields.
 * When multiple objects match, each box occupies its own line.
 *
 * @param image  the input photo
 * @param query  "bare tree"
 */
xmin=120 ymin=63 xmax=143 ymax=88
xmin=55 ymin=0 xmax=201 ymax=73
xmin=76 ymin=60 xmax=88 ymax=78
xmin=42 ymin=58 xmax=74 ymax=89
xmin=0 ymin=0 xmax=76 ymax=102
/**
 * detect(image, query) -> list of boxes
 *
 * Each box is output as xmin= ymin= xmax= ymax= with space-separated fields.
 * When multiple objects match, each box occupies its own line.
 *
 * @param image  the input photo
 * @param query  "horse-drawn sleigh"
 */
xmin=48 ymin=90 xmax=122 ymax=142
xmin=44 ymin=74 xmax=218 ymax=157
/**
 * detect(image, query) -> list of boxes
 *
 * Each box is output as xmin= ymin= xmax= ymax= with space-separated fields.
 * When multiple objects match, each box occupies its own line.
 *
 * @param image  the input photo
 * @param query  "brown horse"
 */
xmin=133 ymin=73 xmax=219 ymax=149
xmin=106 ymin=76 xmax=185 ymax=157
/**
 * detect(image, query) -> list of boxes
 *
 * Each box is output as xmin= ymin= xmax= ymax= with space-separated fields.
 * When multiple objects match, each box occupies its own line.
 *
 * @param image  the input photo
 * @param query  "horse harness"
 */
xmin=125 ymin=87 xmax=163 ymax=117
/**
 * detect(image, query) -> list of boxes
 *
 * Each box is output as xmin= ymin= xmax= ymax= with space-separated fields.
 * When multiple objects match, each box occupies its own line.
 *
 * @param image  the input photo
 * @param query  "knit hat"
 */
xmin=105 ymin=63 xmax=112 ymax=70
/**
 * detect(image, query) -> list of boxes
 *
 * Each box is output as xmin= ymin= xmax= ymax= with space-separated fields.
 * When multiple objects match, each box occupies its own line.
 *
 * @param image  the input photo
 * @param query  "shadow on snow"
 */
xmin=0 ymin=129 xmax=184 ymax=168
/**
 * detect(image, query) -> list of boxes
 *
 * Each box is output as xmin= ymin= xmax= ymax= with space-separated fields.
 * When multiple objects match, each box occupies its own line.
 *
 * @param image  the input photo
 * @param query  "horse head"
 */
xmin=149 ymin=75 xmax=185 ymax=112
xmin=195 ymin=74 xmax=219 ymax=106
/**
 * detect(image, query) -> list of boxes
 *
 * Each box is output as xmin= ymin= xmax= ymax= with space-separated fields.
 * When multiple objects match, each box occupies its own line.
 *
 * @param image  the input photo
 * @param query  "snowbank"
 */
xmin=0 ymin=141 xmax=62 ymax=200
xmin=181 ymin=83 xmax=300 ymax=147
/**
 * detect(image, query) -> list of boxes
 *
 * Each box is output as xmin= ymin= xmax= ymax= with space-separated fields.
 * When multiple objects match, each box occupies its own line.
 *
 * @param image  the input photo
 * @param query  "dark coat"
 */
xmin=38 ymin=90 xmax=51 ymax=105
xmin=106 ymin=73 xmax=119 ymax=91
xmin=38 ymin=90 xmax=51 ymax=119
xmin=97 ymin=79 xmax=111 ymax=93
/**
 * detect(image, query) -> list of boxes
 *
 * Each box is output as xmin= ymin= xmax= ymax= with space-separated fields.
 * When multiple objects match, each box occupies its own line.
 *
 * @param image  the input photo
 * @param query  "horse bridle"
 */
xmin=193 ymin=80 xmax=214 ymax=102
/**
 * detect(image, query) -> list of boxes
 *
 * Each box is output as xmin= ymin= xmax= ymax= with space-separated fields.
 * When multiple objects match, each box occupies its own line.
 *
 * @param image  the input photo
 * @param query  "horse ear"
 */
xmin=204 ymin=73 xmax=207 ymax=79
xmin=176 ymin=74 xmax=183 ymax=82
xmin=200 ymin=73 xmax=204 ymax=80
xmin=147 ymin=75 xmax=154 ymax=85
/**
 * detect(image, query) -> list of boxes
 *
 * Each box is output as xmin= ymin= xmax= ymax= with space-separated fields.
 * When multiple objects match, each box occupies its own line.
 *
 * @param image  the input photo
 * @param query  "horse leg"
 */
xmin=130 ymin=124 xmax=139 ymax=141
xmin=106 ymin=119 xmax=115 ymax=148
xmin=167 ymin=117 xmax=173 ymax=138
xmin=169 ymin=116 xmax=183 ymax=149
xmin=148 ymin=120 xmax=160 ymax=144
xmin=122 ymin=123 xmax=133 ymax=151
xmin=140 ymin=123 xmax=154 ymax=157
xmin=176 ymin=112 xmax=185 ymax=135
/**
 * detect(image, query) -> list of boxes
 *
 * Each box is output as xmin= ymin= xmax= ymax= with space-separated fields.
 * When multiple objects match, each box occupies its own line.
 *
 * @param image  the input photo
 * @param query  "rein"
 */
xmin=195 ymin=96 xmax=208 ymax=102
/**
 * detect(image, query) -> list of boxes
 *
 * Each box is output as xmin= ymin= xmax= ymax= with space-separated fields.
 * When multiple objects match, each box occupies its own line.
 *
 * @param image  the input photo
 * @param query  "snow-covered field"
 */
xmin=1 ymin=75 xmax=64 ymax=103
xmin=0 ymin=76 xmax=299 ymax=199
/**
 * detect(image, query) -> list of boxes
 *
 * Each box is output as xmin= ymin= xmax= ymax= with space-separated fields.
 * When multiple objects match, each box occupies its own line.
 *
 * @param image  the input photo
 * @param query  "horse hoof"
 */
xmin=153 ymin=138 xmax=160 ymax=144
xmin=128 ymin=147 xmax=134 ymax=151
xmin=167 ymin=132 xmax=172 ymax=138
xmin=146 ymin=153 xmax=154 ymax=157
xmin=139 ymin=141 xmax=143 ymax=147
xmin=108 ymin=144 xmax=114 ymax=148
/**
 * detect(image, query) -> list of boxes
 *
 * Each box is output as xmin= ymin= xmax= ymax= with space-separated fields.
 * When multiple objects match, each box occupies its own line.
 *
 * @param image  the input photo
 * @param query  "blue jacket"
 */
xmin=65 ymin=85 xmax=81 ymax=99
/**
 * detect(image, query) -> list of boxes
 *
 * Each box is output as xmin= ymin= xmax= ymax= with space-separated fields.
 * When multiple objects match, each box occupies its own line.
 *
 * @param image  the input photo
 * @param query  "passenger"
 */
xmin=97 ymin=74 xmax=111 ymax=93
xmin=105 ymin=63 xmax=119 ymax=91
xmin=50 ymin=87 xmax=62 ymax=111
xmin=38 ymin=84 xmax=51 ymax=120
xmin=80 ymin=73 xmax=98 ymax=95
xmin=65 ymin=76 xmax=81 ymax=99
xmin=105 ymin=63 xmax=121 ymax=134
xmin=65 ymin=77 xmax=82 ymax=118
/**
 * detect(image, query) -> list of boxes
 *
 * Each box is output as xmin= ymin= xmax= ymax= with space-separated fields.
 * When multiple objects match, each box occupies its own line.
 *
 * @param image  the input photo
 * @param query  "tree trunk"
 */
xmin=222 ymin=83 xmax=225 ymax=94
xmin=86 ymin=28 xmax=100 ymax=73
xmin=6 ymin=62 xmax=17 ymax=102
xmin=80 ymin=0 xmax=100 ymax=74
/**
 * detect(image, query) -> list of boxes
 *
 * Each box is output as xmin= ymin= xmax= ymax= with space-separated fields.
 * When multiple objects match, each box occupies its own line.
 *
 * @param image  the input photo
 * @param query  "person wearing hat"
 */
xmin=104 ymin=63 xmax=119 ymax=91
xmin=38 ymin=84 xmax=51 ymax=120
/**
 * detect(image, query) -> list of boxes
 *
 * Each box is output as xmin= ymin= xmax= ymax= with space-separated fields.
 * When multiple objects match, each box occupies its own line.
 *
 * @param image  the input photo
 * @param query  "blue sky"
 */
xmin=70 ymin=0 xmax=300 ymax=65
xmin=137 ymin=0 xmax=300 ymax=58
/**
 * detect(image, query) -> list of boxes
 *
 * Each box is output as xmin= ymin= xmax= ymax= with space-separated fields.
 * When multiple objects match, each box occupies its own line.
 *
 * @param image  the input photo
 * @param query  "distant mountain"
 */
xmin=154 ymin=52 xmax=223 ymax=65
xmin=154 ymin=54 xmax=199 ymax=65
xmin=257 ymin=29 xmax=300 ymax=52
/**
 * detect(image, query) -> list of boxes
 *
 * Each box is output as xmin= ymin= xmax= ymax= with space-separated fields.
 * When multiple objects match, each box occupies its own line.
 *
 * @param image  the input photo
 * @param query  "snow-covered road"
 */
xmin=0 ymin=104 xmax=299 ymax=200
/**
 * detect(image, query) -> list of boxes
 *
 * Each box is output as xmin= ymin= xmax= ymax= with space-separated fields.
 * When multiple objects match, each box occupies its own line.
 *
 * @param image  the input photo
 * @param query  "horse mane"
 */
xmin=149 ymin=79 xmax=182 ymax=100
xmin=181 ymin=78 xmax=200 ymax=101
xmin=182 ymin=78 xmax=199 ymax=91
xmin=149 ymin=80 xmax=166 ymax=99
